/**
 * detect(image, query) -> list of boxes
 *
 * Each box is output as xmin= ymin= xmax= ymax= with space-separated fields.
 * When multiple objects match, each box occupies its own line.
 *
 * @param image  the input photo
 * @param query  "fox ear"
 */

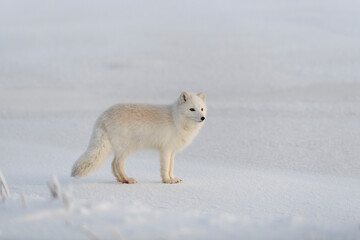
xmin=197 ymin=92 xmax=206 ymax=103
xmin=180 ymin=91 xmax=190 ymax=104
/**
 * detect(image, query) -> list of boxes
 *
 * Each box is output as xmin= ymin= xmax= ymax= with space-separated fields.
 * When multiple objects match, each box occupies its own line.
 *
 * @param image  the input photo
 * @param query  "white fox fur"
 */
xmin=71 ymin=92 xmax=206 ymax=184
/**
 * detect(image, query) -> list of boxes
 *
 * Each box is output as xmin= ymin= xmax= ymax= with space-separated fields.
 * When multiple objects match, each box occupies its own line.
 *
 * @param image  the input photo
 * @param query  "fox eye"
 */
xmin=189 ymin=108 xmax=195 ymax=111
xmin=201 ymin=108 xmax=204 ymax=111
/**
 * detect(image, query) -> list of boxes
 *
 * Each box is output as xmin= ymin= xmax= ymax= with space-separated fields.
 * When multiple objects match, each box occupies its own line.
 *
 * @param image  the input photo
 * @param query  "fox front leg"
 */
xmin=169 ymin=152 xmax=181 ymax=183
xmin=160 ymin=151 xmax=181 ymax=184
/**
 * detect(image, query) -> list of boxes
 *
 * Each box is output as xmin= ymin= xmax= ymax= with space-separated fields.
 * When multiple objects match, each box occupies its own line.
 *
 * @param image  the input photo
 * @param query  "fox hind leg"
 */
xmin=111 ymin=156 xmax=124 ymax=183
xmin=112 ymin=153 xmax=137 ymax=184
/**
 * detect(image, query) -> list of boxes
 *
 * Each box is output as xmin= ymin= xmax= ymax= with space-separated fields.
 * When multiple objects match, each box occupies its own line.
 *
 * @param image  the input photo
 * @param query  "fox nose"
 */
xmin=201 ymin=117 xmax=205 ymax=121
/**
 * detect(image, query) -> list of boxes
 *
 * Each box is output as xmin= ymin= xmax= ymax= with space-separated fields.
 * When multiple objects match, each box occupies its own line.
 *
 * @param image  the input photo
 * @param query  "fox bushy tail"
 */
xmin=71 ymin=121 xmax=112 ymax=178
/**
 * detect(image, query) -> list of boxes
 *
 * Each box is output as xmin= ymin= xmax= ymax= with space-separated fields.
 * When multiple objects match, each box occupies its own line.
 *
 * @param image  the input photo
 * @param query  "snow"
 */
xmin=1 ymin=0 xmax=360 ymax=239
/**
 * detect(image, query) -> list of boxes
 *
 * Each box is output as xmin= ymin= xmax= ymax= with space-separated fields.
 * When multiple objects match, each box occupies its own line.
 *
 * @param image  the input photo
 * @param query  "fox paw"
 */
xmin=128 ymin=178 xmax=137 ymax=184
xmin=163 ymin=177 xmax=182 ymax=184
xmin=121 ymin=178 xmax=137 ymax=184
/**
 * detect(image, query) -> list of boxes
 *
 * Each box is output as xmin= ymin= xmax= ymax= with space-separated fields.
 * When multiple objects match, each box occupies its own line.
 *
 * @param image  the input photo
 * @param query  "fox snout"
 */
xmin=201 ymin=117 xmax=205 ymax=121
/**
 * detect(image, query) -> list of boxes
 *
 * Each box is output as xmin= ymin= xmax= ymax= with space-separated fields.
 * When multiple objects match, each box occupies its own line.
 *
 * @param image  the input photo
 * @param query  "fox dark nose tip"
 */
xmin=201 ymin=117 xmax=205 ymax=121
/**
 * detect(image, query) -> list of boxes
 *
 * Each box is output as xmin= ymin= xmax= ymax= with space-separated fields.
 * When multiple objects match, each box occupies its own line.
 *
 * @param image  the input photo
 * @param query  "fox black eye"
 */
xmin=201 ymin=108 xmax=204 ymax=111
xmin=189 ymin=108 xmax=195 ymax=111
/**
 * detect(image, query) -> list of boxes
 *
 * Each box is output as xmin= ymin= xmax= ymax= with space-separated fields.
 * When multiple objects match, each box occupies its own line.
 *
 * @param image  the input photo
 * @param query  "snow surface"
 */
xmin=1 ymin=0 xmax=360 ymax=239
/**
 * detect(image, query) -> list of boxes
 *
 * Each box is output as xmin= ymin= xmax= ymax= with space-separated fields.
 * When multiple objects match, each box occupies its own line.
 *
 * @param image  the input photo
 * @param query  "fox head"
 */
xmin=178 ymin=91 xmax=207 ymax=124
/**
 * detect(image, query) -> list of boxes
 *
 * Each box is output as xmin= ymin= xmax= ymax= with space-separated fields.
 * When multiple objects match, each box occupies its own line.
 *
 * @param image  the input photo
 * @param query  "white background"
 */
xmin=1 ymin=0 xmax=360 ymax=239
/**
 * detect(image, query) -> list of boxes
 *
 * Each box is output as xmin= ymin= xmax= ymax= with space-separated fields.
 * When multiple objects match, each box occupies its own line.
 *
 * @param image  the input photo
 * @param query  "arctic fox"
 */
xmin=71 ymin=92 xmax=206 ymax=184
